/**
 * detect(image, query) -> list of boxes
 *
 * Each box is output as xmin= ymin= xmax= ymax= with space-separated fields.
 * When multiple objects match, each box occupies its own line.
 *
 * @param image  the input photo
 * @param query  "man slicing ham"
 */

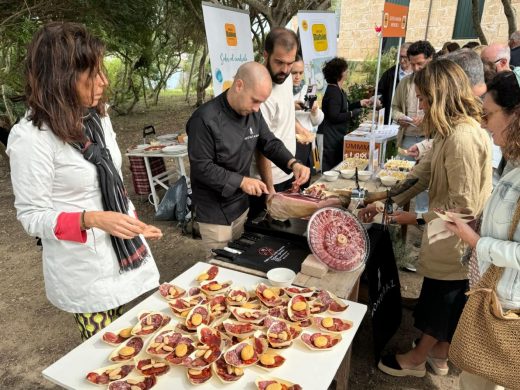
xmin=186 ymin=62 xmax=310 ymax=256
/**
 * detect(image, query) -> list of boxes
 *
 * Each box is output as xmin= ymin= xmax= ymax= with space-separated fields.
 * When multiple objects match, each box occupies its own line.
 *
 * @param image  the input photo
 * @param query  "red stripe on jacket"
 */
xmin=54 ymin=212 xmax=87 ymax=243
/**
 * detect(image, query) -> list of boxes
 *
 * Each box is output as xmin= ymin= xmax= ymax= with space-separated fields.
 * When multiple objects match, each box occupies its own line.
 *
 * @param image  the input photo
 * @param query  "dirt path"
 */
xmin=0 ymin=96 xmax=460 ymax=389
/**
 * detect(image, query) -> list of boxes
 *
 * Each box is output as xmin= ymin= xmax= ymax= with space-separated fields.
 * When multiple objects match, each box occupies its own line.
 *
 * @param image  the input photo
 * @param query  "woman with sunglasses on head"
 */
xmin=446 ymin=70 xmax=520 ymax=390
xmin=7 ymin=22 xmax=162 ymax=340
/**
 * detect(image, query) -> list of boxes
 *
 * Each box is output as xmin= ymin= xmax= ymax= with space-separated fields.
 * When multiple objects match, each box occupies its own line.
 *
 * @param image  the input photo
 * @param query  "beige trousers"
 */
xmin=459 ymin=371 xmax=505 ymax=390
xmin=198 ymin=209 xmax=249 ymax=256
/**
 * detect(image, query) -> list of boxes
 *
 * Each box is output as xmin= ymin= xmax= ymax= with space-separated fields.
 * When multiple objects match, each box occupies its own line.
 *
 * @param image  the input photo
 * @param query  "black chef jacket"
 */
xmin=187 ymin=91 xmax=294 ymax=225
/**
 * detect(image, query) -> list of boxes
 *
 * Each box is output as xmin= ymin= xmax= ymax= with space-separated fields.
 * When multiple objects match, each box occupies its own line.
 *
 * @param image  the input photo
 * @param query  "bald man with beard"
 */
xmin=187 ymin=61 xmax=309 ymax=253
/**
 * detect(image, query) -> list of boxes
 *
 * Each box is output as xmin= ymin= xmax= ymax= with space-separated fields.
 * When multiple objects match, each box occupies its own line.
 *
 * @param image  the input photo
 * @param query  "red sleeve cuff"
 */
xmin=54 ymin=212 xmax=87 ymax=243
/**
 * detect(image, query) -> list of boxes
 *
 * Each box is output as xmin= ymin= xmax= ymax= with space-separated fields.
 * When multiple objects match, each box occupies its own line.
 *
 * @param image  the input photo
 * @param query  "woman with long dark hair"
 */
xmin=7 ymin=22 xmax=162 ymax=340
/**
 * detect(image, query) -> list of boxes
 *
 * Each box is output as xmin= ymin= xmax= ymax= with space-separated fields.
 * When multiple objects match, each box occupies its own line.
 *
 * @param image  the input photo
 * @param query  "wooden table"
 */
xmin=42 ymin=262 xmax=367 ymax=390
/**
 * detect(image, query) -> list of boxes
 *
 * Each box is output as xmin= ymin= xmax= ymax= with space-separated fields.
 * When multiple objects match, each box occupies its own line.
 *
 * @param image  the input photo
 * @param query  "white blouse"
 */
xmin=7 ymin=114 xmax=160 ymax=313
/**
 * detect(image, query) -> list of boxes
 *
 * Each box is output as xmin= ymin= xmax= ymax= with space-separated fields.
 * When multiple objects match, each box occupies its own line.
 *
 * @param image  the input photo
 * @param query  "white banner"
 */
xmin=297 ymin=11 xmax=338 ymax=94
xmin=202 ymin=2 xmax=254 ymax=96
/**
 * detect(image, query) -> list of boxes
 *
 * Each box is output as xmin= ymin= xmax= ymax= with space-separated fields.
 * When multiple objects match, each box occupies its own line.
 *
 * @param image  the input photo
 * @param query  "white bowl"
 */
xmin=323 ymin=171 xmax=339 ymax=182
xmin=340 ymin=169 xmax=355 ymax=179
xmin=380 ymin=175 xmax=398 ymax=187
xmin=266 ymin=268 xmax=296 ymax=287
xmin=357 ymin=170 xmax=372 ymax=182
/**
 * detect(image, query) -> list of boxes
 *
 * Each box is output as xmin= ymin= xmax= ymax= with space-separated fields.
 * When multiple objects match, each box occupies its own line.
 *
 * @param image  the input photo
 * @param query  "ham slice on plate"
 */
xmin=307 ymin=207 xmax=369 ymax=272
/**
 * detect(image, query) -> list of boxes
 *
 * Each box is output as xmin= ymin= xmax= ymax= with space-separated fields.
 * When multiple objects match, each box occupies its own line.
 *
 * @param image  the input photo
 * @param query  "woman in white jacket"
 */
xmin=292 ymin=55 xmax=324 ymax=180
xmin=447 ymin=70 xmax=520 ymax=389
xmin=7 ymin=22 xmax=162 ymax=340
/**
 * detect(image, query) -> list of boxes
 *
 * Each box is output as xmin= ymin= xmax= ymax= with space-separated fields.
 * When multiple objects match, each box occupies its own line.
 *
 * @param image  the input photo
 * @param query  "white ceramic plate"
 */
xmin=134 ymin=144 xmax=150 ymax=150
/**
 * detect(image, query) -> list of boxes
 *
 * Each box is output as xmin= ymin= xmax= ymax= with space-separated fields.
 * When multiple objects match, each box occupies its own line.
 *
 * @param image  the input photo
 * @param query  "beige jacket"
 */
xmin=391 ymin=74 xmax=425 ymax=146
xmin=394 ymin=119 xmax=492 ymax=280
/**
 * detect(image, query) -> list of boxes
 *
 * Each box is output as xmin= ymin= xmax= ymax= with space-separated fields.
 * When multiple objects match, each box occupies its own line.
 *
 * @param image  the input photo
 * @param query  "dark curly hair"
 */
xmin=322 ymin=57 xmax=348 ymax=84
xmin=407 ymin=40 xmax=435 ymax=59
xmin=487 ymin=71 xmax=520 ymax=161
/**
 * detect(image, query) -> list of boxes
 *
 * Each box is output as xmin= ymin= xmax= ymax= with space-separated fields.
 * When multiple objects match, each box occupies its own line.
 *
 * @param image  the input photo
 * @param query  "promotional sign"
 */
xmin=382 ymin=2 xmax=409 ymax=38
xmin=297 ymin=11 xmax=337 ymax=93
xmin=202 ymin=2 xmax=254 ymax=96
xmin=343 ymin=140 xmax=382 ymax=160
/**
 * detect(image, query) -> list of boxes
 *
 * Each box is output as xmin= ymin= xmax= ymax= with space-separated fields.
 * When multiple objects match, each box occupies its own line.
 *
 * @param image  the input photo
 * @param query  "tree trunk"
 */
xmin=185 ymin=47 xmax=198 ymax=103
xmin=196 ymin=43 xmax=209 ymax=107
xmin=471 ymin=0 xmax=488 ymax=45
xmin=141 ymin=74 xmax=149 ymax=109
xmin=501 ymin=0 xmax=517 ymax=37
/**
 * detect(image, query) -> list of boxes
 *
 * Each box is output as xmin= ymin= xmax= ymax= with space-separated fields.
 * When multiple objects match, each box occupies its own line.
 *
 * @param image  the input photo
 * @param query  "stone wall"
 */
xmin=338 ymin=0 xmax=520 ymax=61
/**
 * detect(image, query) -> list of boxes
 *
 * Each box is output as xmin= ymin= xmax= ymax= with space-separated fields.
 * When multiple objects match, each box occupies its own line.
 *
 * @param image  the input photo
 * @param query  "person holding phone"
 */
xmin=292 ymin=55 xmax=324 ymax=178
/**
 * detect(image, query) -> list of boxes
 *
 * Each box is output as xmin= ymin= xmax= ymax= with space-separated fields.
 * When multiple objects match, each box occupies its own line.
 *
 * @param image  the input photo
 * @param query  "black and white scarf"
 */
xmin=73 ymin=109 xmax=148 ymax=272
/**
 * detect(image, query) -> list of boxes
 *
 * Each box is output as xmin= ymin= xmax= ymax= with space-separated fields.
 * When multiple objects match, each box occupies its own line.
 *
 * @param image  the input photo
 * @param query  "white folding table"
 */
xmin=42 ymin=262 xmax=367 ymax=390
xmin=126 ymin=149 xmax=188 ymax=211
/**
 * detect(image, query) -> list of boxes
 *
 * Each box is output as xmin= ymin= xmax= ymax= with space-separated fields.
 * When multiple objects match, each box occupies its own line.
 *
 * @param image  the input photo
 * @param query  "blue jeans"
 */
xmin=401 ymin=135 xmax=429 ymax=214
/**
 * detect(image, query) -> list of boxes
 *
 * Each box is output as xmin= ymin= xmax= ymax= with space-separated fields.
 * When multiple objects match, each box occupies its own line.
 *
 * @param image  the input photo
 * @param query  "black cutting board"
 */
xmin=231 ymin=235 xmax=309 ymax=274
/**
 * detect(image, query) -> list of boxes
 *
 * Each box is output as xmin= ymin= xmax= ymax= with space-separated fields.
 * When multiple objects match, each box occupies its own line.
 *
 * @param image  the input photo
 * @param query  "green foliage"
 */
xmin=348 ymin=47 xmax=398 ymax=87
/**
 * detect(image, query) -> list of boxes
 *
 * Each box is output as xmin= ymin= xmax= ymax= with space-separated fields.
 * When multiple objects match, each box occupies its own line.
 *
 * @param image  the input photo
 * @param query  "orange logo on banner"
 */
xmin=302 ymin=20 xmax=309 ymax=31
xmin=225 ymin=23 xmax=237 ymax=46
xmin=382 ymin=2 xmax=409 ymax=38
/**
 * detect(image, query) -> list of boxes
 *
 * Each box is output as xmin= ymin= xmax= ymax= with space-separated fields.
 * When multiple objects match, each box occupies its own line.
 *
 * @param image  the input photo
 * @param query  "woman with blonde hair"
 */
xmin=376 ymin=59 xmax=492 ymax=377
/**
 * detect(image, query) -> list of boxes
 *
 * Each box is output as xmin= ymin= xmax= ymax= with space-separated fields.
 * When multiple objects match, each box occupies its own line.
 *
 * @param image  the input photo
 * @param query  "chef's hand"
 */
xmin=407 ymin=144 xmax=419 ymax=159
xmin=386 ymin=210 xmax=417 ymax=225
xmin=358 ymin=204 xmax=378 ymax=223
xmin=84 ymin=211 xmax=146 ymax=239
xmin=143 ymin=224 xmax=163 ymax=240
xmin=445 ymin=216 xmax=480 ymax=248
xmin=240 ymin=177 xmax=269 ymax=196
xmin=292 ymin=163 xmax=310 ymax=186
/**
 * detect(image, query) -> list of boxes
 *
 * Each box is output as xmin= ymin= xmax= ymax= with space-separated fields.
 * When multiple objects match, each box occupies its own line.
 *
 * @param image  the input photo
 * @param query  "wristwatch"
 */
xmin=289 ymin=159 xmax=303 ymax=169
xmin=416 ymin=212 xmax=426 ymax=225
